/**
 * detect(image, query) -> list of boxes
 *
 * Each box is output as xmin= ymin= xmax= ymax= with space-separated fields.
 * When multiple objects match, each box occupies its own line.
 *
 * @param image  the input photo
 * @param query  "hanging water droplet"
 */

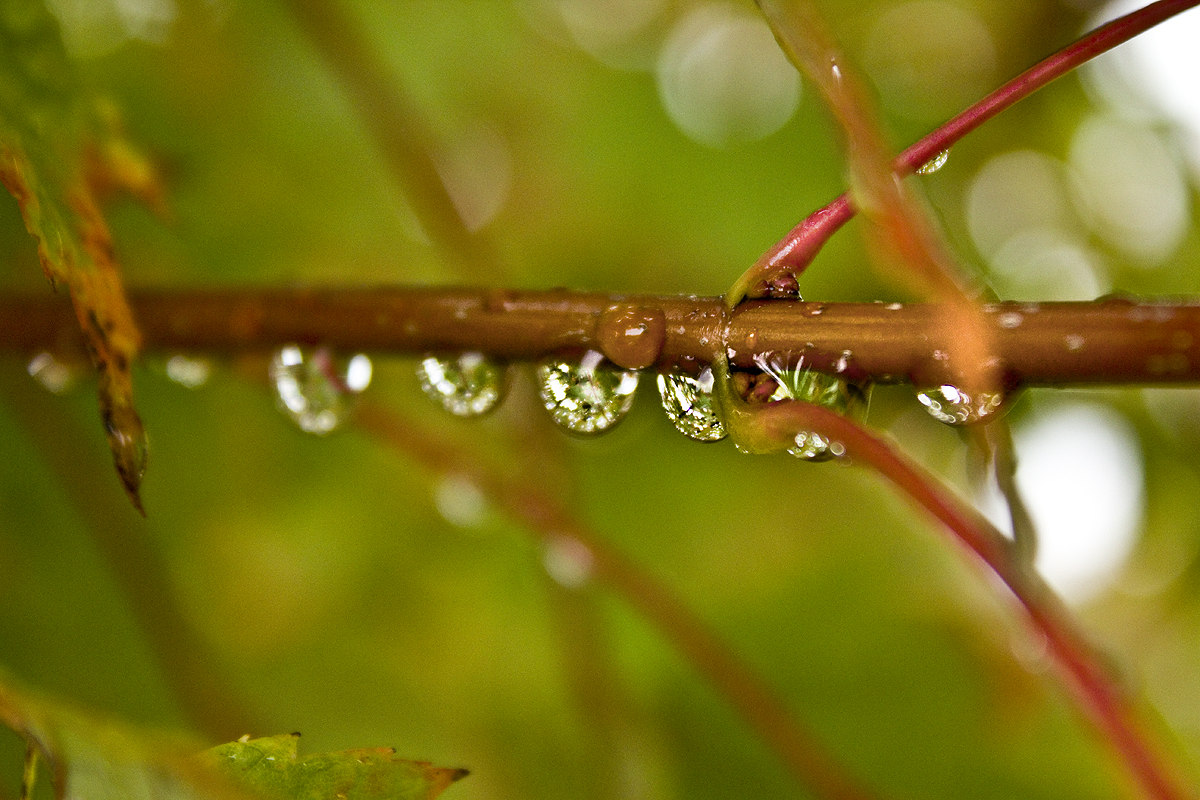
xmin=750 ymin=353 xmax=867 ymax=461
xmin=537 ymin=350 xmax=639 ymax=434
xmin=657 ymin=366 xmax=726 ymax=442
xmin=434 ymin=474 xmax=488 ymax=530
xmin=789 ymin=430 xmax=836 ymax=461
xmin=916 ymin=149 xmax=950 ymax=175
xmin=27 ymin=351 xmax=78 ymax=394
xmin=165 ymin=354 xmax=212 ymax=389
xmin=269 ymin=344 xmax=372 ymax=435
xmin=542 ymin=534 xmax=594 ymax=589
xmin=916 ymin=384 xmax=1004 ymax=426
xmin=417 ymin=352 xmax=506 ymax=417
xmin=344 ymin=354 xmax=373 ymax=392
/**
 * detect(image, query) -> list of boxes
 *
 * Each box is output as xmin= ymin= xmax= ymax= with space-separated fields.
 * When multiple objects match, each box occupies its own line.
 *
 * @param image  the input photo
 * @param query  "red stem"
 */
xmin=740 ymin=398 xmax=1194 ymax=800
xmin=751 ymin=0 xmax=1200 ymax=279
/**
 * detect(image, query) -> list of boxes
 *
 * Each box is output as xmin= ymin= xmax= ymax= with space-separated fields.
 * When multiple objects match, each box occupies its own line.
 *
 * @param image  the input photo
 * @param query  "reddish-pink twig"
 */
xmin=733 ymin=0 xmax=1200 ymax=299
xmin=720 ymin=393 xmax=1195 ymax=800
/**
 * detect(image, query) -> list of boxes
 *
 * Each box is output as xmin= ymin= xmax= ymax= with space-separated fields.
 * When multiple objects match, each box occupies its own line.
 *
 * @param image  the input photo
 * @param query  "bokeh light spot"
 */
xmin=656 ymin=2 xmax=801 ymax=148
xmin=979 ymin=402 xmax=1144 ymax=604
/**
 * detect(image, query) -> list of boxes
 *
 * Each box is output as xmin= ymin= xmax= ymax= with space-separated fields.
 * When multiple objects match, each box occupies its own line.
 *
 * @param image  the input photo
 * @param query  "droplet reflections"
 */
xmin=749 ymin=353 xmax=865 ymax=461
xmin=916 ymin=384 xmax=1004 ymax=426
xmin=538 ymin=350 xmax=639 ymax=434
xmin=417 ymin=352 xmax=507 ymax=417
xmin=270 ymin=345 xmax=372 ymax=435
xmin=657 ymin=367 xmax=726 ymax=442
xmin=916 ymin=149 xmax=950 ymax=175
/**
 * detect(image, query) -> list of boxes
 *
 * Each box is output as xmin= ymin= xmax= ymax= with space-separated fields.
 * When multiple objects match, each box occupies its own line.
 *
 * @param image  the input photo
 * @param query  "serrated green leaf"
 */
xmin=201 ymin=734 xmax=468 ymax=800
xmin=0 ymin=0 xmax=161 ymax=513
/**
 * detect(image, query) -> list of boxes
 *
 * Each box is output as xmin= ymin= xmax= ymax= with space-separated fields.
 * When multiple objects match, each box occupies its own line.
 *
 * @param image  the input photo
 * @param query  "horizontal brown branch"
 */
xmin=1 ymin=288 xmax=1198 ymax=388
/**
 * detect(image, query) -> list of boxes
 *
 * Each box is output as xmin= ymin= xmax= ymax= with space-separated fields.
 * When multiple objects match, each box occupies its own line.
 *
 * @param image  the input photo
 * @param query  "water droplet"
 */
xmin=997 ymin=311 xmax=1023 ymax=329
xmin=434 ymin=474 xmax=488 ymax=529
xmin=542 ymin=534 xmax=594 ymax=589
xmin=916 ymin=384 xmax=1004 ymax=426
xmin=537 ymin=350 xmax=639 ymax=434
xmin=270 ymin=345 xmax=371 ymax=434
xmin=884 ymin=302 xmax=904 ymax=311
xmin=751 ymin=352 xmax=866 ymax=461
xmin=597 ymin=304 xmax=666 ymax=369
xmin=657 ymin=367 xmax=726 ymax=442
xmin=417 ymin=352 xmax=506 ymax=417
xmin=916 ymin=149 xmax=950 ymax=175
xmin=165 ymin=354 xmax=212 ymax=389
xmin=835 ymin=349 xmax=852 ymax=374
xmin=27 ymin=352 xmax=78 ymax=394
xmin=789 ymin=430 xmax=836 ymax=461
xmin=749 ymin=271 xmax=800 ymax=299
xmin=1064 ymin=334 xmax=1086 ymax=351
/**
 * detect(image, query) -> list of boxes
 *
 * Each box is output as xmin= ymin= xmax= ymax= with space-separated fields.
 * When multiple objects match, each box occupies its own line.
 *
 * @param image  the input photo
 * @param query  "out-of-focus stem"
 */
xmin=352 ymin=400 xmax=881 ymax=800
xmin=283 ymin=0 xmax=495 ymax=279
xmin=0 ymin=365 xmax=258 ymax=743
xmin=3 ymin=289 xmax=1198 ymax=387
xmin=721 ymin=395 xmax=1195 ymax=800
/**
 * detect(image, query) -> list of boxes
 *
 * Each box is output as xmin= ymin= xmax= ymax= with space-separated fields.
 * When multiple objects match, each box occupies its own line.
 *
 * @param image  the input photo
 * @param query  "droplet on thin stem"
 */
xmin=746 ymin=352 xmax=868 ymax=461
xmin=596 ymin=304 xmax=666 ymax=370
xmin=916 ymin=148 xmax=950 ymax=175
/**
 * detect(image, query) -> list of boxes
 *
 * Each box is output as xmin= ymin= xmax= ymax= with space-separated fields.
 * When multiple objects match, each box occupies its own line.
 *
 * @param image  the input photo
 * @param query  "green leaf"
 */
xmin=0 ymin=0 xmax=161 ymax=513
xmin=201 ymin=734 xmax=468 ymax=800
xmin=0 ymin=674 xmax=467 ymax=800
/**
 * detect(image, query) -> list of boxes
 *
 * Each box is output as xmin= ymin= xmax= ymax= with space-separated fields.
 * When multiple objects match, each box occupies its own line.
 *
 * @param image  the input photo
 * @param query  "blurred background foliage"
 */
xmin=2 ymin=0 xmax=1200 ymax=798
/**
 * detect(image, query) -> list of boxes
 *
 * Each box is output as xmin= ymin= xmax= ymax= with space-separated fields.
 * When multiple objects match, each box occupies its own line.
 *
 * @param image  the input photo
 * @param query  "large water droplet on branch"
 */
xmin=417 ymin=352 xmax=507 ymax=417
xmin=596 ymin=304 xmax=666 ymax=369
xmin=657 ymin=366 xmax=726 ymax=442
xmin=537 ymin=350 xmax=639 ymax=434
xmin=270 ymin=345 xmax=372 ymax=435
xmin=916 ymin=383 xmax=1004 ymax=425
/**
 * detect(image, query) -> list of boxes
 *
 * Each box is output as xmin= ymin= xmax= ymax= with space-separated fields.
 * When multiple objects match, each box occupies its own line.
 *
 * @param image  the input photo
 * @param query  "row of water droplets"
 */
xmin=25 ymin=347 xmax=1005 ymax=452
xmin=414 ymin=347 xmax=872 ymax=460
xmin=419 ymin=349 xmax=732 ymax=439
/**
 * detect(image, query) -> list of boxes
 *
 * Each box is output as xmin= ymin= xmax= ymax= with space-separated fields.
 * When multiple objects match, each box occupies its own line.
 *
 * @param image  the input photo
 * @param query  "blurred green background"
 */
xmin=2 ymin=1 xmax=1200 ymax=798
